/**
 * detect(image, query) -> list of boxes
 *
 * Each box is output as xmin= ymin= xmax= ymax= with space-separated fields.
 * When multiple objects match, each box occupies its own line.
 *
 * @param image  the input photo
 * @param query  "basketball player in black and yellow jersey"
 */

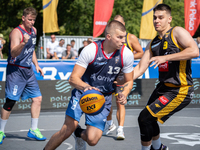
xmin=103 ymin=15 xmax=143 ymax=140
xmin=133 ymin=4 xmax=199 ymax=150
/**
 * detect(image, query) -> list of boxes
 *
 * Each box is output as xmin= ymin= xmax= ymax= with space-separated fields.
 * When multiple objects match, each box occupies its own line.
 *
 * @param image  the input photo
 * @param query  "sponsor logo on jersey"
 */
xmin=155 ymin=103 xmax=161 ymax=108
xmin=158 ymin=96 xmax=169 ymax=105
xmin=159 ymin=61 xmax=169 ymax=72
xmin=94 ymin=61 xmax=107 ymax=65
xmin=71 ymin=97 xmax=79 ymax=110
xmin=165 ymin=32 xmax=170 ymax=38
xmin=97 ymin=57 xmax=103 ymax=61
xmin=151 ymin=42 xmax=161 ymax=49
xmin=24 ymin=47 xmax=35 ymax=55
xmin=90 ymin=73 xmax=115 ymax=82
xmin=115 ymin=56 xmax=120 ymax=64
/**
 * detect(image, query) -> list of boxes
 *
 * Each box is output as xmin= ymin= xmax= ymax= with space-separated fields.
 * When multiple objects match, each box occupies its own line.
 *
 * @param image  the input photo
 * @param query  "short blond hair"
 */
xmin=105 ymin=20 xmax=126 ymax=36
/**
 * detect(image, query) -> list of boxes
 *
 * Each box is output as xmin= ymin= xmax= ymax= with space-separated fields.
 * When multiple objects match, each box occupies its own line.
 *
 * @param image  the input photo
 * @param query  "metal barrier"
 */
xmin=37 ymin=35 xmax=151 ymax=59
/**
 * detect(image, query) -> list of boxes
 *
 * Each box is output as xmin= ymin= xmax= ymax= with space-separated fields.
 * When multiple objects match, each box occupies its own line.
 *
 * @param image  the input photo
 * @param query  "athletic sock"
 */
xmin=74 ymin=127 xmax=84 ymax=137
xmin=31 ymin=118 xmax=38 ymax=130
xmin=141 ymin=145 xmax=151 ymax=150
xmin=0 ymin=118 xmax=7 ymax=132
xmin=118 ymin=126 xmax=123 ymax=130
xmin=107 ymin=120 xmax=113 ymax=126
xmin=152 ymin=137 xmax=161 ymax=150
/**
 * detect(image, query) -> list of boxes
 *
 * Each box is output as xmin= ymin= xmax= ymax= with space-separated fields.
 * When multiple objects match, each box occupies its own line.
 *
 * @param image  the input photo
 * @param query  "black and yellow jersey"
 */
xmin=150 ymin=27 xmax=193 ymax=86
xmin=124 ymin=33 xmax=133 ymax=52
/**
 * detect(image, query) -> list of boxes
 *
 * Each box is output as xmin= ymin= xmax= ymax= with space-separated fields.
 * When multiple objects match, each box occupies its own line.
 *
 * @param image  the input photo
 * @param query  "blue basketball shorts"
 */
xmin=66 ymin=89 xmax=112 ymax=131
xmin=5 ymin=64 xmax=42 ymax=101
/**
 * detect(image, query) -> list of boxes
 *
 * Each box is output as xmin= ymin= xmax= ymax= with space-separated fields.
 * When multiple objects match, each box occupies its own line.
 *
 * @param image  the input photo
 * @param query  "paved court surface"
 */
xmin=1 ymin=108 xmax=200 ymax=150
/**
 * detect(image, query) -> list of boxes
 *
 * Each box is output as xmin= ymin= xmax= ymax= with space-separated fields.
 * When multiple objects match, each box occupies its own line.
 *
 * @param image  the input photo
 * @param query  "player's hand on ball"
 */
xmin=23 ymin=33 xmax=30 ymax=44
xmin=83 ymin=86 xmax=100 ymax=92
xmin=116 ymin=93 xmax=127 ymax=105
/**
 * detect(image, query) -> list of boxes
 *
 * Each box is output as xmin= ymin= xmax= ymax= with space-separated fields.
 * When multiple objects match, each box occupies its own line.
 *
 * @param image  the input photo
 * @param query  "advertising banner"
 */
xmin=139 ymin=0 xmax=163 ymax=39
xmin=93 ymin=0 xmax=114 ymax=38
xmin=0 ymin=60 xmax=200 ymax=112
xmin=184 ymin=0 xmax=200 ymax=36
xmin=1 ymin=79 xmax=200 ymax=112
xmin=0 ymin=60 xmax=200 ymax=81
xmin=43 ymin=0 xmax=60 ymax=33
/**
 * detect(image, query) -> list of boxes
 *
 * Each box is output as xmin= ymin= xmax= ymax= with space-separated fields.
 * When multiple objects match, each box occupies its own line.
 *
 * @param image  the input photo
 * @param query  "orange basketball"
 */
xmin=79 ymin=89 xmax=105 ymax=115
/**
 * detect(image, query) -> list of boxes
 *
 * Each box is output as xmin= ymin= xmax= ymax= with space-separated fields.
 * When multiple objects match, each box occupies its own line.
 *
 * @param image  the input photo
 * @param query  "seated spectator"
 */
xmin=53 ymin=39 xmax=65 ymax=59
xmin=46 ymin=34 xmax=59 ymax=59
xmin=62 ymin=44 xmax=75 ymax=59
xmin=78 ymin=40 xmax=88 ymax=56
xmin=71 ymin=40 xmax=78 ymax=58
xmin=0 ymin=34 xmax=5 ymax=59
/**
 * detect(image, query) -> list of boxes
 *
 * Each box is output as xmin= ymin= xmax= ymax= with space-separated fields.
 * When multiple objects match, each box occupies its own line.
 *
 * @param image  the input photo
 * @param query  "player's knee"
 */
xmin=116 ymin=102 xmax=125 ymax=109
xmin=86 ymin=138 xmax=98 ymax=146
xmin=3 ymin=98 xmax=16 ymax=111
xmin=86 ymin=134 xmax=100 ymax=146
xmin=33 ymin=96 xmax=42 ymax=104
xmin=152 ymin=121 xmax=160 ymax=137
xmin=138 ymin=108 xmax=157 ymax=141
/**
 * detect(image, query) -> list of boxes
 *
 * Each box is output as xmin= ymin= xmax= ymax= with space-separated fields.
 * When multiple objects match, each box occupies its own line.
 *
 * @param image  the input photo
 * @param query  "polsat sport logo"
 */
xmin=193 ymin=79 xmax=199 ymax=90
xmin=55 ymin=80 xmax=72 ymax=93
xmin=131 ymin=82 xmax=137 ymax=91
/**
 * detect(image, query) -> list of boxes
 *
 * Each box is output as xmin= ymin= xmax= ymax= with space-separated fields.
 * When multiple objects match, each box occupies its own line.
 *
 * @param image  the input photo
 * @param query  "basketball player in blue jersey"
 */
xmin=44 ymin=20 xmax=134 ymax=150
xmin=133 ymin=4 xmax=199 ymax=150
xmin=103 ymin=15 xmax=144 ymax=140
xmin=0 ymin=7 xmax=46 ymax=144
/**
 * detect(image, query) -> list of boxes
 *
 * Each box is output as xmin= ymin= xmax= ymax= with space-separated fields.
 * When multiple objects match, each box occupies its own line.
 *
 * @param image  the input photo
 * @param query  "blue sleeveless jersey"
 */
xmin=82 ymin=40 xmax=124 ymax=94
xmin=7 ymin=25 xmax=36 ymax=67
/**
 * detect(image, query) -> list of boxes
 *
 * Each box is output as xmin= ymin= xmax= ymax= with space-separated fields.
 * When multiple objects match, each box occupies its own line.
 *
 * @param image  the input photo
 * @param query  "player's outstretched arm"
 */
xmin=133 ymin=42 xmax=152 ymax=80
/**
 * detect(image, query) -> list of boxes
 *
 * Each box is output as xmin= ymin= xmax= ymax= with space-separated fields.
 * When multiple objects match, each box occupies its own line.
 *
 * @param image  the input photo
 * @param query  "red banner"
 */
xmin=93 ymin=0 xmax=114 ymax=38
xmin=184 ymin=0 xmax=200 ymax=36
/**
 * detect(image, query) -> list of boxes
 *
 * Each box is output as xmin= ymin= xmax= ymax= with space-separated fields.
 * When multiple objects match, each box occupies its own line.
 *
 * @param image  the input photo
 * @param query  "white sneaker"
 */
xmin=102 ymin=122 xmax=116 ymax=135
xmin=73 ymin=125 xmax=86 ymax=150
xmin=116 ymin=128 xmax=125 ymax=140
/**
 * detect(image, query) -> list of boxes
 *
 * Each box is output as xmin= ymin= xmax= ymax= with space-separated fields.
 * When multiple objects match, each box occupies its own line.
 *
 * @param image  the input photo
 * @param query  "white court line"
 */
xmin=3 ymin=130 xmax=73 ymax=150
xmin=6 ymin=128 xmax=60 ymax=133
xmin=191 ymin=124 xmax=200 ymax=128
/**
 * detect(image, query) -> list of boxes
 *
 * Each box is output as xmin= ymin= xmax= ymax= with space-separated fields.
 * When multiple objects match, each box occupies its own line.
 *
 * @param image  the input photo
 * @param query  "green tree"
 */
xmin=0 ymin=0 xmax=199 ymax=58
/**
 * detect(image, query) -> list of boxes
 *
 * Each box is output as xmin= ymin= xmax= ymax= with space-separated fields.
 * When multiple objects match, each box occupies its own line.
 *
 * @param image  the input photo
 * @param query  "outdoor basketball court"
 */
xmin=1 ymin=108 xmax=200 ymax=150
